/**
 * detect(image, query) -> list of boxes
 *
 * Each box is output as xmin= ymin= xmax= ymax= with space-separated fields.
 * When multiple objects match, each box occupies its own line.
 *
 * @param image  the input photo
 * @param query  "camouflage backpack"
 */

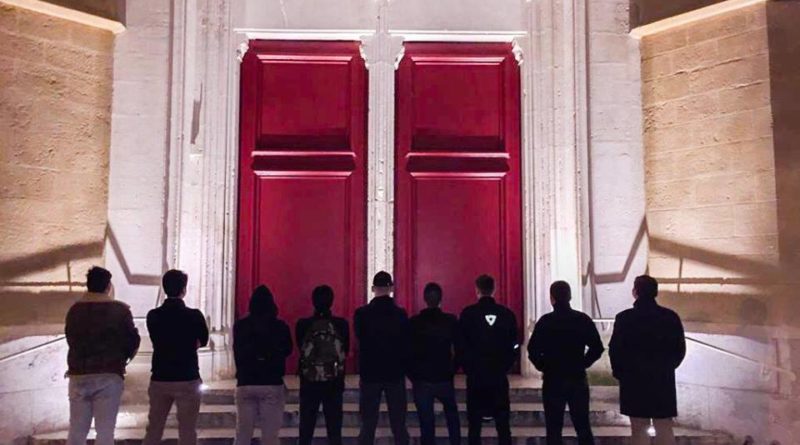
xmin=299 ymin=319 xmax=346 ymax=382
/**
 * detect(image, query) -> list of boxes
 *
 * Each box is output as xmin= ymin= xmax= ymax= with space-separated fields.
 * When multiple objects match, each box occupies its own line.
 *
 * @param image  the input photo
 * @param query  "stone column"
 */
xmin=360 ymin=0 xmax=404 ymax=293
xmin=528 ymin=0 xmax=590 ymax=315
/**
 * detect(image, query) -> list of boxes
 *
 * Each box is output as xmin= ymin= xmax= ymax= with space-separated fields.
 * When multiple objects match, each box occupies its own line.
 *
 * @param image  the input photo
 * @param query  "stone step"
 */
xmin=197 ymin=379 xmax=618 ymax=406
xmin=116 ymin=402 xmax=627 ymax=429
xmin=32 ymin=426 xmax=732 ymax=445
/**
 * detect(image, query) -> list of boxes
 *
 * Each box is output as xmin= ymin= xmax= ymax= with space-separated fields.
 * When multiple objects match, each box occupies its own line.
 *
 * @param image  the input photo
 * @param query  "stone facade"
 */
xmin=641 ymin=2 xmax=800 ymax=443
xmin=0 ymin=3 xmax=114 ymax=442
xmin=0 ymin=3 xmax=113 ymax=341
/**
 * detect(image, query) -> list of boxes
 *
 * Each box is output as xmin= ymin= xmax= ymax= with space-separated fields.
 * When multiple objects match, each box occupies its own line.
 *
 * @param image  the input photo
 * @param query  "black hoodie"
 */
xmin=233 ymin=287 xmax=293 ymax=386
xmin=354 ymin=295 xmax=411 ymax=382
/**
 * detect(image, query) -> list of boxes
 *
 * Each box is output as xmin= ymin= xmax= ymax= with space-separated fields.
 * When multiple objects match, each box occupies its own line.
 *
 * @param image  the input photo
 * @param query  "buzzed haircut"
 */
xmin=550 ymin=280 xmax=572 ymax=304
xmin=423 ymin=282 xmax=443 ymax=308
xmin=162 ymin=269 xmax=188 ymax=297
xmin=634 ymin=275 xmax=659 ymax=299
xmin=86 ymin=266 xmax=112 ymax=293
xmin=475 ymin=274 xmax=495 ymax=296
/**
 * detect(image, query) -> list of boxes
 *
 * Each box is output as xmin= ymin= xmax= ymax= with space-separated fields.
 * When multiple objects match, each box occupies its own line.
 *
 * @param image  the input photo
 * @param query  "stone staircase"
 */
xmin=31 ymin=377 xmax=732 ymax=445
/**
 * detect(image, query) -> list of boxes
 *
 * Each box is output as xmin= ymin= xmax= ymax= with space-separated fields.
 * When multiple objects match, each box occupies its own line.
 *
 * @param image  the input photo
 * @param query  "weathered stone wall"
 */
xmin=586 ymin=0 xmax=648 ymax=319
xmin=643 ymin=4 xmax=778 ymax=327
xmin=0 ymin=4 xmax=113 ymax=341
xmin=641 ymin=2 xmax=800 ymax=442
xmin=631 ymin=0 xmax=726 ymax=27
xmin=0 ymin=4 xmax=114 ymax=442
xmin=42 ymin=0 xmax=124 ymax=23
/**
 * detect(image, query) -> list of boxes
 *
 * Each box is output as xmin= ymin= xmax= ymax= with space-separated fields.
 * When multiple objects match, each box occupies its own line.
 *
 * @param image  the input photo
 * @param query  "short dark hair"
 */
xmin=475 ymin=274 xmax=495 ymax=296
xmin=634 ymin=275 xmax=658 ymax=299
xmin=162 ymin=269 xmax=188 ymax=297
xmin=423 ymin=282 xmax=443 ymax=308
xmin=86 ymin=267 xmax=112 ymax=293
xmin=372 ymin=271 xmax=393 ymax=287
xmin=312 ymin=285 xmax=334 ymax=313
xmin=550 ymin=280 xmax=572 ymax=304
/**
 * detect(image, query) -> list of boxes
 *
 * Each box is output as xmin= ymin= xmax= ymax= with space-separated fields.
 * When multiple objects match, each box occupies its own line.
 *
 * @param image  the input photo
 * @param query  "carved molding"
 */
xmin=236 ymin=41 xmax=249 ymax=63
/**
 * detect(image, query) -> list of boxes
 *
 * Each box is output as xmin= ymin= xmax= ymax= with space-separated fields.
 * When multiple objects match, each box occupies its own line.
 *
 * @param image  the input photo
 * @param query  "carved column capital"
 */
xmin=512 ymin=37 xmax=526 ymax=66
xmin=236 ymin=40 xmax=249 ymax=63
xmin=359 ymin=33 xmax=405 ymax=70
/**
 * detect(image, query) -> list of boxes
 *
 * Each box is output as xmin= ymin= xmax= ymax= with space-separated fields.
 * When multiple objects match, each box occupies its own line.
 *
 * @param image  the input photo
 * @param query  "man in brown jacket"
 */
xmin=65 ymin=266 xmax=140 ymax=445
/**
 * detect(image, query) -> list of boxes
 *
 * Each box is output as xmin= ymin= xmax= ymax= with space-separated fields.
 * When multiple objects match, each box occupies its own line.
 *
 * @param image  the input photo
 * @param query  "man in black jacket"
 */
xmin=143 ymin=270 xmax=210 ymax=445
xmin=610 ymin=275 xmax=685 ymax=445
xmin=233 ymin=285 xmax=293 ymax=445
xmin=296 ymin=285 xmax=350 ymax=445
xmin=354 ymin=271 xmax=411 ymax=445
xmin=65 ymin=267 xmax=140 ymax=445
xmin=458 ymin=274 xmax=519 ymax=445
xmin=528 ymin=281 xmax=604 ymax=445
xmin=409 ymin=282 xmax=461 ymax=445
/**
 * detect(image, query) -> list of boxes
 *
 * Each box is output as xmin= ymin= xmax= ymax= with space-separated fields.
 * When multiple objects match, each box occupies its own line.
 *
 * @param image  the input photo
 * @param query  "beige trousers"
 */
xmin=142 ymin=379 xmax=202 ymax=445
xmin=234 ymin=385 xmax=286 ymax=445
xmin=630 ymin=417 xmax=676 ymax=445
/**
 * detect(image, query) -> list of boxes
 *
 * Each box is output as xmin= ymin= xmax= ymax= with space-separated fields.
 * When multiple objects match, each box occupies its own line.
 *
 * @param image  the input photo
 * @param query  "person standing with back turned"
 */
xmin=65 ymin=266 xmax=140 ymax=445
xmin=354 ymin=271 xmax=411 ymax=445
xmin=233 ymin=285 xmax=293 ymax=445
xmin=458 ymin=274 xmax=519 ymax=445
xmin=409 ymin=282 xmax=461 ymax=445
xmin=609 ymin=275 xmax=686 ymax=445
xmin=143 ymin=269 xmax=210 ymax=445
xmin=296 ymin=285 xmax=350 ymax=445
xmin=527 ymin=281 xmax=604 ymax=445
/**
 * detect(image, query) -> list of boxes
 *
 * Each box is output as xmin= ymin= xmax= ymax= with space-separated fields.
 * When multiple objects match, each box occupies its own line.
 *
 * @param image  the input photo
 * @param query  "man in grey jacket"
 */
xmin=65 ymin=266 xmax=141 ymax=445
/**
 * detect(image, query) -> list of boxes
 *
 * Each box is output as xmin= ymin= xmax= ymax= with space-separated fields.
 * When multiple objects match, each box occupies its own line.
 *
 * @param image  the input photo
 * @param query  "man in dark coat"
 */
xmin=354 ymin=271 xmax=411 ymax=445
xmin=528 ymin=281 xmax=604 ymax=445
xmin=296 ymin=285 xmax=350 ymax=445
xmin=409 ymin=282 xmax=461 ymax=445
xmin=144 ymin=269 xmax=210 ymax=445
xmin=65 ymin=266 xmax=140 ymax=445
xmin=458 ymin=274 xmax=519 ymax=445
xmin=609 ymin=275 xmax=686 ymax=445
xmin=233 ymin=285 xmax=293 ymax=445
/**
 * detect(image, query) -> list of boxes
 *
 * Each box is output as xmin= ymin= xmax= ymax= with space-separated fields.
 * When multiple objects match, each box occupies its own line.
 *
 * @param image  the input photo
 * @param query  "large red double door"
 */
xmin=237 ymin=41 xmax=523 ymax=372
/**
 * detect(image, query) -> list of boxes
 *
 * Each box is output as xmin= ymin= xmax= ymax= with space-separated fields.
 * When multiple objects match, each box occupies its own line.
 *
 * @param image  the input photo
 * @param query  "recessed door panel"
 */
xmin=238 ymin=41 xmax=367 ymax=372
xmin=395 ymin=43 xmax=523 ymax=334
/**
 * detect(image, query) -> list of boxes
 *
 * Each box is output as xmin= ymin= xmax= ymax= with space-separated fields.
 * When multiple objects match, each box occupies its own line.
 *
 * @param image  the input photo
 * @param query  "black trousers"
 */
xmin=542 ymin=377 xmax=594 ymax=445
xmin=412 ymin=380 xmax=461 ymax=445
xmin=358 ymin=379 xmax=410 ymax=445
xmin=299 ymin=380 xmax=345 ymax=445
xmin=466 ymin=374 xmax=511 ymax=445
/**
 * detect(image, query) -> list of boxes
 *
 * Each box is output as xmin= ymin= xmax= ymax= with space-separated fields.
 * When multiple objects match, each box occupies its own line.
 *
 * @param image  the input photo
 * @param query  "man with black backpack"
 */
xmin=296 ymin=285 xmax=350 ymax=445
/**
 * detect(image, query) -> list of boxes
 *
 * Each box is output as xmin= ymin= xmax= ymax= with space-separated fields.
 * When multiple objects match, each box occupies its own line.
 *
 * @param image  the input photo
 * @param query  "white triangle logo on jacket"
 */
xmin=485 ymin=314 xmax=497 ymax=326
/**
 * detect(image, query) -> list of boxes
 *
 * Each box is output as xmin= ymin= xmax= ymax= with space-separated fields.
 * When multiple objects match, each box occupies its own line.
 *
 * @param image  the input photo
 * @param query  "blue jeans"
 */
xmin=412 ymin=380 xmax=461 ymax=445
xmin=67 ymin=374 xmax=124 ymax=445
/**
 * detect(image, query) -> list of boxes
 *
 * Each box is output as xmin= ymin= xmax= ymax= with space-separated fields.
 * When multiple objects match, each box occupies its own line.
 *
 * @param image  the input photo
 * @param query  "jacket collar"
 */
xmin=79 ymin=292 xmax=114 ymax=303
xmin=420 ymin=307 xmax=442 ymax=316
xmin=163 ymin=297 xmax=186 ymax=308
xmin=633 ymin=297 xmax=658 ymax=309
xmin=553 ymin=301 xmax=572 ymax=312
xmin=370 ymin=295 xmax=395 ymax=305
xmin=478 ymin=296 xmax=496 ymax=305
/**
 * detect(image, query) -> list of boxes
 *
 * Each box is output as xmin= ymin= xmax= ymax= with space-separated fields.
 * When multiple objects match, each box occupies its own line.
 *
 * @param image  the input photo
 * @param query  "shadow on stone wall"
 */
xmin=767 ymin=1 xmax=800 ymax=269
xmin=0 ymin=225 xmax=161 ymax=343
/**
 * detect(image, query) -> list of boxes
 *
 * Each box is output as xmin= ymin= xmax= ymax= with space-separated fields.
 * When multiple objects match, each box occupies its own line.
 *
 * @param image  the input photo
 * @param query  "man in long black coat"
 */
xmin=609 ymin=275 xmax=686 ymax=445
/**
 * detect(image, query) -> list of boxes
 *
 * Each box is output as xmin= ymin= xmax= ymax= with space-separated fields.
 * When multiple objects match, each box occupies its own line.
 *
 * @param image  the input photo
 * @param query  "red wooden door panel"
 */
xmin=238 ymin=41 xmax=367 ymax=372
xmin=395 ymin=43 xmax=523 ymax=334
